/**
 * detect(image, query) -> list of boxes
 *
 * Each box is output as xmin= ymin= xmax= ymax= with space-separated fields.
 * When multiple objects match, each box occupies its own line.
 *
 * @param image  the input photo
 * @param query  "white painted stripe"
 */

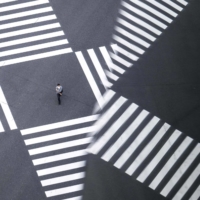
xmin=161 ymin=144 xmax=200 ymax=197
xmin=33 ymin=149 xmax=87 ymax=166
xmin=117 ymin=18 xmax=156 ymax=41
xmin=120 ymin=9 xmax=162 ymax=35
xmin=0 ymin=39 xmax=68 ymax=57
xmin=149 ymin=136 xmax=193 ymax=190
xmin=75 ymin=52 xmax=104 ymax=109
xmin=41 ymin=172 xmax=85 ymax=186
xmin=102 ymin=110 xmax=149 ymax=162
xmin=0 ymin=48 xmax=73 ymax=67
xmin=45 ymin=184 xmax=84 ymax=197
xmin=113 ymin=35 xmax=145 ymax=56
xmin=137 ymin=130 xmax=182 ymax=183
xmin=146 ymin=0 xmax=178 ymax=17
xmin=105 ymin=70 xmax=119 ymax=81
xmin=176 ymin=0 xmax=188 ymax=6
xmin=115 ymin=26 xmax=150 ymax=48
xmin=0 ymin=121 xmax=5 ymax=132
xmin=112 ymin=45 xmax=139 ymax=61
xmin=0 ymin=7 xmax=53 ymax=21
xmin=110 ymin=52 xmax=133 ymax=67
xmin=0 ymin=22 xmax=60 ymax=39
xmin=29 ymin=137 xmax=92 ymax=155
xmin=0 ymin=86 xmax=17 ymax=130
xmin=162 ymin=0 xmax=183 ymax=11
xmin=90 ymin=104 xmax=138 ymax=155
xmin=122 ymin=1 xmax=167 ymax=29
xmin=130 ymin=0 xmax=172 ymax=23
xmin=0 ymin=31 xmax=65 ymax=48
xmin=88 ymin=49 xmax=111 ymax=89
xmin=37 ymin=161 xmax=86 ymax=176
xmin=63 ymin=197 xmax=82 ymax=200
xmin=102 ymin=89 xmax=116 ymax=109
xmin=114 ymin=116 xmax=160 ymax=169
xmin=99 ymin=46 xmax=112 ymax=71
xmin=87 ymin=97 xmax=127 ymax=139
xmin=0 ymin=0 xmax=17 ymax=3
xmin=21 ymin=115 xmax=98 ymax=135
xmin=0 ymin=0 xmax=49 ymax=12
xmin=99 ymin=46 xmax=125 ymax=74
xmin=172 ymin=163 xmax=200 ymax=200
xmin=126 ymin=123 xmax=170 ymax=176
xmin=189 ymin=185 xmax=200 ymax=200
xmin=25 ymin=126 xmax=96 ymax=145
xmin=0 ymin=15 xmax=57 ymax=30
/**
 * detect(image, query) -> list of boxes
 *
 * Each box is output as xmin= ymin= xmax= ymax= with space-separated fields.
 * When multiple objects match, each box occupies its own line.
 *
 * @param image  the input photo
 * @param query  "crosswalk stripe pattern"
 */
xmin=0 ymin=0 xmax=72 ymax=67
xmin=106 ymin=0 xmax=189 ymax=83
xmin=75 ymin=44 xmax=124 ymax=109
xmin=0 ymin=86 xmax=17 ymax=132
xmin=20 ymin=115 xmax=98 ymax=199
xmin=87 ymin=90 xmax=200 ymax=200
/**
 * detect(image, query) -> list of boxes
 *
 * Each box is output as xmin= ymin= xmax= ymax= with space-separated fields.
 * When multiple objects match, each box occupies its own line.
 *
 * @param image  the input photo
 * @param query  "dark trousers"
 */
xmin=57 ymin=90 xmax=63 ymax=104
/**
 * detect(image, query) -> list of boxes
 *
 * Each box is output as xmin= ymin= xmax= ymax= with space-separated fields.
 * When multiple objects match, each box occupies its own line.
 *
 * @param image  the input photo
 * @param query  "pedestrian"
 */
xmin=56 ymin=84 xmax=63 ymax=105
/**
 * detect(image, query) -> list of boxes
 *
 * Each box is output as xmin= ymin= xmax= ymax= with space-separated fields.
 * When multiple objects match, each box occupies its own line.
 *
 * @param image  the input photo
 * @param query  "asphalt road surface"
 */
xmin=0 ymin=0 xmax=199 ymax=200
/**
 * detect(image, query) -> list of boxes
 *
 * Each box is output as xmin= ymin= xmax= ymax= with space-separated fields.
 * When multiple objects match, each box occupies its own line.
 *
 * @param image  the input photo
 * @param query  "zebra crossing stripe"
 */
xmin=0 ymin=0 xmax=17 ymax=4
xmin=0 ymin=0 xmax=49 ymax=12
xmin=21 ymin=115 xmax=98 ymax=135
xmin=45 ymin=184 xmax=84 ymax=198
xmin=160 ymin=143 xmax=200 ymax=197
xmin=41 ymin=172 xmax=85 ymax=186
xmin=189 ymin=185 xmax=200 ymax=200
xmin=0 ymin=121 xmax=5 ymax=133
xmin=87 ymin=90 xmax=199 ymax=200
xmin=0 ymin=86 xmax=17 ymax=130
xmin=162 ymin=0 xmax=183 ymax=11
xmin=0 ymin=7 xmax=53 ymax=21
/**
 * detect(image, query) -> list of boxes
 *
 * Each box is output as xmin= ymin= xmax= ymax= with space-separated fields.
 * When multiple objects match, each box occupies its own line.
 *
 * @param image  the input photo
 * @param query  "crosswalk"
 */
xmin=20 ymin=115 xmax=98 ymax=200
xmin=0 ymin=86 xmax=17 ymax=133
xmin=0 ymin=0 xmax=72 ymax=67
xmin=75 ymin=44 xmax=124 ymax=109
xmin=87 ymin=90 xmax=200 ymax=200
xmin=106 ymin=0 xmax=189 ymax=83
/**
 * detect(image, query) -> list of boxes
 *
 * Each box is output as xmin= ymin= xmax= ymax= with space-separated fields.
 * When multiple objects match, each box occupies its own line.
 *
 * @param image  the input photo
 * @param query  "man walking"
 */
xmin=56 ymin=84 xmax=63 ymax=105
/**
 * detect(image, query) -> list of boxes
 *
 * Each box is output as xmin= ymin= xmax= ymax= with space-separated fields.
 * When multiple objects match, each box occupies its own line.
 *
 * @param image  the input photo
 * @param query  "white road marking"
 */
xmin=117 ymin=18 xmax=156 ymax=41
xmin=0 ymin=7 xmax=53 ymax=21
xmin=105 ymin=70 xmax=119 ymax=81
xmin=0 ymin=48 xmax=73 ymax=67
xmin=0 ymin=15 xmax=57 ymax=30
xmin=62 ymin=197 xmax=82 ymax=200
xmin=0 ymin=39 xmax=68 ymax=57
xmin=102 ymin=110 xmax=149 ymax=162
xmin=28 ymin=137 xmax=92 ymax=155
xmin=21 ymin=115 xmax=98 ymax=135
xmin=177 ymin=0 xmax=188 ymax=6
xmin=37 ymin=161 xmax=86 ymax=176
xmin=90 ymin=104 xmax=138 ymax=155
xmin=75 ymin=52 xmax=104 ymax=109
xmin=130 ymin=0 xmax=172 ymax=23
xmin=0 ymin=0 xmax=17 ymax=3
xmin=137 ymin=130 xmax=182 ymax=182
xmin=41 ymin=172 xmax=85 ymax=186
xmin=189 ymin=185 xmax=200 ymax=200
xmin=0 ymin=0 xmax=49 ymax=12
xmin=122 ymin=1 xmax=167 ymax=29
xmin=110 ymin=52 xmax=133 ymax=67
xmin=0 ymin=86 xmax=17 ymax=130
xmin=33 ymin=149 xmax=87 ymax=166
xmin=0 ymin=121 xmax=5 ymax=133
xmin=172 ymin=163 xmax=200 ymax=200
xmin=162 ymin=0 xmax=183 ymax=11
xmin=0 ymin=23 xmax=61 ymax=39
xmin=25 ymin=126 xmax=96 ymax=145
xmin=0 ymin=31 xmax=65 ymax=48
xmin=149 ymin=136 xmax=193 ymax=190
xmin=45 ymin=184 xmax=84 ymax=197
xmin=88 ymin=49 xmax=112 ymax=89
xmin=114 ymin=117 xmax=160 ymax=169
xmin=160 ymin=143 xmax=200 ymax=197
